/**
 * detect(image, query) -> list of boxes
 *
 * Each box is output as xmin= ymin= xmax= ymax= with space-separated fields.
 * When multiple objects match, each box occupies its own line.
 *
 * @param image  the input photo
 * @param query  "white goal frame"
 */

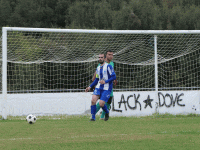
xmin=1 ymin=27 xmax=200 ymax=119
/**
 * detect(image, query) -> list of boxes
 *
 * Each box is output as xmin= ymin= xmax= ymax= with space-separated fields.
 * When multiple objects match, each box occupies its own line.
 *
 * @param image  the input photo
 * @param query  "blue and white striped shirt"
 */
xmin=90 ymin=62 xmax=116 ymax=91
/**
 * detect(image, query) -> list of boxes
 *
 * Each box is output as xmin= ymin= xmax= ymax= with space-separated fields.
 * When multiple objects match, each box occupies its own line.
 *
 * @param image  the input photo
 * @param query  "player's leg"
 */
xmin=91 ymin=95 xmax=99 ymax=121
xmin=90 ymin=89 xmax=100 ymax=121
xmin=99 ymin=100 xmax=109 ymax=113
xmin=92 ymin=87 xmax=101 ymax=115
xmin=95 ymin=101 xmax=101 ymax=114
xmin=100 ymin=96 xmax=112 ymax=119
xmin=99 ymin=90 xmax=111 ymax=121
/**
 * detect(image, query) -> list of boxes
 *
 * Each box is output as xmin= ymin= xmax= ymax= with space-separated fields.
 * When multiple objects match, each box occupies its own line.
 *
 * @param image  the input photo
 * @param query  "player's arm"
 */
xmin=113 ymin=79 xmax=118 ymax=86
xmin=85 ymin=73 xmax=99 ymax=92
xmin=106 ymin=65 xmax=116 ymax=83
xmin=90 ymin=78 xmax=99 ymax=88
xmin=92 ymin=64 xmax=100 ymax=82
xmin=92 ymin=71 xmax=96 ymax=82
xmin=105 ymin=73 xmax=116 ymax=83
xmin=112 ymin=62 xmax=117 ymax=86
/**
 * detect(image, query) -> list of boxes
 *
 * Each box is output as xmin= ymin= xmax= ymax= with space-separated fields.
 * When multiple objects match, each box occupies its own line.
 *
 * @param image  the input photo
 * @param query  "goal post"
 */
xmin=2 ymin=27 xmax=8 ymax=119
xmin=1 ymin=27 xmax=200 ymax=119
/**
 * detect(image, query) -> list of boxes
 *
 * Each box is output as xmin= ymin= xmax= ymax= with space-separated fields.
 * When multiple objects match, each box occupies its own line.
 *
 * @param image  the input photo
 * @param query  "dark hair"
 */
xmin=99 ymin=53 xmax=105 ymax=58
xmin=105 ymin=50 xmax=113 ymax=55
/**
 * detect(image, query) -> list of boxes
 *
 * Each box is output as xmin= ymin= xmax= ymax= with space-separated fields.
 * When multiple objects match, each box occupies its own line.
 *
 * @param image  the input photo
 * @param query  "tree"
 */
xmin=55 ymin=0 xmax=70 ymax=28
xmin=94 ymin=0 xmax=112 ymax=29
xmin=0 ymin=0 xmax=12 ymax=27
xmin=67 ymin=0 xmax=95 ymax=29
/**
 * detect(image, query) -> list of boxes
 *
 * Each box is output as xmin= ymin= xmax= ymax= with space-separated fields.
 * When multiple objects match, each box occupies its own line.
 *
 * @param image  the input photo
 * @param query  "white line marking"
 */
xmin=0 ymin=131 xmax=198 ymax=141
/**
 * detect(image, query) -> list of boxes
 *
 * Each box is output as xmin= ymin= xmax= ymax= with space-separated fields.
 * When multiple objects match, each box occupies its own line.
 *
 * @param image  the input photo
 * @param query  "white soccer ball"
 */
xmin=26 ymin=114 xmax=37 ymax=124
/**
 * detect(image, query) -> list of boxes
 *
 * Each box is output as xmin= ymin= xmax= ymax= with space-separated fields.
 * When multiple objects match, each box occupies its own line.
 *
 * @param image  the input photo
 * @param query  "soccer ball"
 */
xmin=26 ymin=114 xmax=37 ymax=124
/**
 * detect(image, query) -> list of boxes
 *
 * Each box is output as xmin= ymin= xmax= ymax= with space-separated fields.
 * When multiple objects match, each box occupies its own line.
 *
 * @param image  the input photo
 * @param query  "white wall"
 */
xmin=0 ymin=91 xmax=199 ymax=116
xmin=111 ymin=91 xmax=199 ymax=116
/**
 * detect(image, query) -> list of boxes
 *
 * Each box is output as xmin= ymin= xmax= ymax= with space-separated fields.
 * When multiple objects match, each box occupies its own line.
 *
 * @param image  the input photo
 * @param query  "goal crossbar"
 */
xmin=3 ymin=27 xmax=200 ymax=34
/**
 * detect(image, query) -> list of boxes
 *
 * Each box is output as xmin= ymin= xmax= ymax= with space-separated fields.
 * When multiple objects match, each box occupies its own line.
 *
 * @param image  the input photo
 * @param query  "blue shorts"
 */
xmin=93 ymin=88 xmax=111 ymax=103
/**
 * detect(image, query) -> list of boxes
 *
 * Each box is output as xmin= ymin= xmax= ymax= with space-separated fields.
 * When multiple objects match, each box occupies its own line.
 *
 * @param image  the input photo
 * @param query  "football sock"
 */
xmin=91 ymin=105 xmax=96 ymax=120
xmin=101 ymin=104 xmax=109 ymax=114
xmin=101 ymin=103 xmax=110 ymax=118
xmin=95 ymin=102 xmax=101 ymax=114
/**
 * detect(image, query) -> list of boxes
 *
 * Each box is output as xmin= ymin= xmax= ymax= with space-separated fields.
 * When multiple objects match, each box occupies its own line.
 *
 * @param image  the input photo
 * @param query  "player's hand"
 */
xmin=99 ymin=80 xmax=105 ymax=84
xmin=113 ymin=79 xmax=118 ymax=86
xmin=90 ymin=86 xmax=95 ymax=92
xmin=85 ymin=87 xmax=91 ymax=92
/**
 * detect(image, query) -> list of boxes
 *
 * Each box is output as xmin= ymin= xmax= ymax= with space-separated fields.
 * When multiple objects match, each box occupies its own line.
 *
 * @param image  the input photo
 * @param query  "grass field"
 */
xmin=0 ymin=114 xmax=200 ymax=150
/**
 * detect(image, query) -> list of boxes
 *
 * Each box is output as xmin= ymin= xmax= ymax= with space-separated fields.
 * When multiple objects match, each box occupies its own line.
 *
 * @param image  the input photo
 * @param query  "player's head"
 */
xmin=98 ymin=53 xmax=105 ymax=64
xmin=105 ymin=50 xmax=114 ymax=62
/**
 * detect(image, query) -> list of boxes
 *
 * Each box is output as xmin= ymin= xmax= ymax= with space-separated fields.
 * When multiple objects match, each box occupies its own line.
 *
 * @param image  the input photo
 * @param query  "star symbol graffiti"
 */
xmin=143 ymin=95 xmax=153 ymax=108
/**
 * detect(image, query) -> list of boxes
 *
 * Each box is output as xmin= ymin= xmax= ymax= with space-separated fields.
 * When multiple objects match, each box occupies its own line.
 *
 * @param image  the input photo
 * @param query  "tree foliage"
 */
xmin=0 ymin=0 xmax=200 ymax=30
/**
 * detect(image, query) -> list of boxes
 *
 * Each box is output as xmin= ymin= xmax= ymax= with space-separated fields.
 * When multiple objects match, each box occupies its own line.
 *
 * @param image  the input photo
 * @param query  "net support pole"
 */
xmin=2 ymin=27 xmax=7 ymax=119
xmin=154 ymin=35 xmax=159 ymax=113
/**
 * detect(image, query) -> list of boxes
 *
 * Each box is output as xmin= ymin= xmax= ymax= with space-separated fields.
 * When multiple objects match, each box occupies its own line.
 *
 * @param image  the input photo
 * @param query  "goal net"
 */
xmin=1 ymin=28 xmax=200 ymax=118
xmin=1 ymin=28 xmax=200 ymax=93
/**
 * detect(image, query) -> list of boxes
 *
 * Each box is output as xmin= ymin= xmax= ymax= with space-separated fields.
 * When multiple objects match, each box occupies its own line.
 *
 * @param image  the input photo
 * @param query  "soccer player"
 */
xmin=92 ymin=50 xmax=117 ymax=119
xmin=85 ymin=53 xmax=116 ymax=121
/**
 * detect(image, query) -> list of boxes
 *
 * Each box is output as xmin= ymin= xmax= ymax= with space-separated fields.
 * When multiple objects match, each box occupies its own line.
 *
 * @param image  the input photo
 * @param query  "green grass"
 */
xmin=0 ymin=114 xmax=200 ymax=150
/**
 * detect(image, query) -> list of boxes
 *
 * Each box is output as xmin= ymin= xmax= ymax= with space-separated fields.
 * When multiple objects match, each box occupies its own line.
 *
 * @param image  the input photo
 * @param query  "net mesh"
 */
xmin=1 ymin=30 xmax=200 ymax=93
xmin=157 ymin=34 xmax=200 ymax=90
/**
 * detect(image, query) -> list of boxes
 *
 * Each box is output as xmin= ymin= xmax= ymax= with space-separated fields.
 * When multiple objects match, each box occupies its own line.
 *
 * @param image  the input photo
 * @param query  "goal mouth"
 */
xmin=1 ymin=28 xmax=200 ymax=95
